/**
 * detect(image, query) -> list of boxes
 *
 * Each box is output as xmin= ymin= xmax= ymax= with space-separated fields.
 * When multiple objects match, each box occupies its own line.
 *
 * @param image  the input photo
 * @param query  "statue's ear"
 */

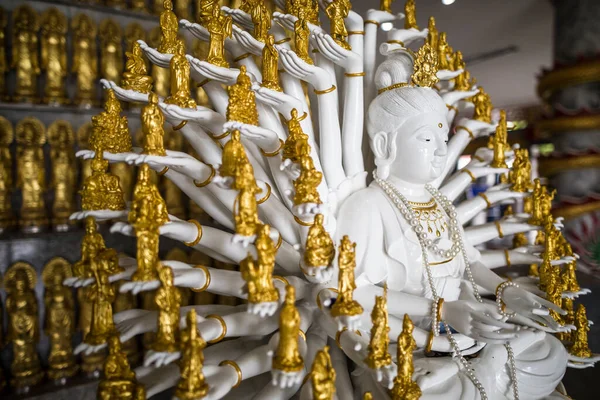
xmin=369 ymin=130 xmax=397 ymax=179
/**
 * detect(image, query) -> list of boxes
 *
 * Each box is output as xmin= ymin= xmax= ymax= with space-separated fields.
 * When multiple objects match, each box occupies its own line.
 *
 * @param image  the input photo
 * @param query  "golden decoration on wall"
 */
xmin=123 ymin=41 xmax=154 ymax=94
xmin=404 ymin=0 xmax=418 ymax=30
xmin=0 ymin=116 xmax=13 ymax=230
xmin=391 ymin=314 xmax=421 ymax=400
xmin=16 ymin=117 xmax=48 ymax=231
xmin=262 ymin=35 xmax=282 ymax=91
xmin=5 ymin=262 xmax=44 ymax=389
xmin=152 ymin=264 xmax=182 ymax=352
xmin=72 ymin=14 xmax=98 ymax=107
xmin=159 ymin=0 xmax=180 ymax=54
xmin=326 ymin=0 xmax=351 ymax=50
xmin=165 ymin=39 xmax=197 ymax=108
xmin=12 ymin=5 xmax=40 ymax=103
xmin=365 ymin=285 xmax=392 ymax=370
xmin=227 ymin=65 xmax=260 ymax=125
xmin=272 ymin=285 xmax=304 ymax=373
xmin=100 ymin=19 xmax=124 ymax=87
xmin=97 ymin=336 xmax=146 ymax=399
xmin=40 ymin=8 xmax=68 ymax=104
xmin=175 ymin=309 xmax=209 ymax=399
xmin=207 ymin=3 xmax=233 ymax=68
xmin=43 ymin=257 xmax=78 ymax=381
xmin=311 ymin=346 xmax=336 ymax=400
xmin=48 ymin=120 xmax=77 ymax=227
xmin=149 ymin=27 xmax=171 ymax=97
xmin=330 ymin=236 xmax=363 ymax=317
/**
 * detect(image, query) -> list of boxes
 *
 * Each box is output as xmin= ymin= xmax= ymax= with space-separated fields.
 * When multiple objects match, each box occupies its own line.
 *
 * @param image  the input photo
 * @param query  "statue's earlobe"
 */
xmin=369 ymin=130 xmax=396 ymax=180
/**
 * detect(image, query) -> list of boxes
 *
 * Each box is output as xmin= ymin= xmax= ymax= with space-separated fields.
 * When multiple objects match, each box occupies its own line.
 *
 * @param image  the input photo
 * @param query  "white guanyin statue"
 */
xmin=68 ymin=0 xmax=599 ymax=399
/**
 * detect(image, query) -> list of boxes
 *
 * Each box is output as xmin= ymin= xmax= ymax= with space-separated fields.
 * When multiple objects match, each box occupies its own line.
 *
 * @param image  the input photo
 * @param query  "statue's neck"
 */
xmin=386 ymin=175 xmax=431 ymax=202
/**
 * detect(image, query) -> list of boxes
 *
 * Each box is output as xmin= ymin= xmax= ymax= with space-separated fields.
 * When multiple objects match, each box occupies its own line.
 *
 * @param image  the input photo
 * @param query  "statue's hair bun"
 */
xmin=374 ymin=48 xmax=414 ymax=91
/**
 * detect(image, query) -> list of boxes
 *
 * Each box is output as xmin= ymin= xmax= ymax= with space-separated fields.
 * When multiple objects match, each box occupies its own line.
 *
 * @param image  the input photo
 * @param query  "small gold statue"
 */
xmin=469 ymin=87 xmax=492 ymax=123
xmin=97 ymin=336 xmax=145 ymax=400
xmin=43 ymin=258 xmax=78 ymax=381
xmin=570 ymin=304 xmax=592 ymax=358
xmin=5 ymin=262 xmax=44 ymax=389
xmin=390 ymin=314 xmax=421 ymax=400
xmin=125 ymin=22 xmax=146 ymax=52
xmin=40 ymin=8 xmax=68 ymax=104
xmin=0 ymin=117 xmax=13 ymax=230
xmin=261 ymin=35 xmax=282 ymax=91
xmin=311 ymin=346 xmax=336 ymax=400
xmin=540 ymin=187 xmax=556 ymax=223
xmin=152 ymin=264 xmax=182 ymax=353
xmin=454 ymin=69 xmax=475 ymax=92
xmin=528 ymin=178 xmax=543 ymax=225
xmin=283 ymin=108 xmax=311 ymax=163
xmin=197 ymin=0 xmax=218 ymax=26
xmin=273 ymin=285 xmax=304 ymax=373
xmin=85 ymin=259 xmax=117 ymax=346
xmin=411 ymin=44 xmax=439 ymax=88
xmin=78 ymin=287 xmax=107 ymax=375
xmin=294 ymin=156 xmax=322 ymax=205
xmin=326 ymin=0 xmax=351 ymax=50
xmin=221 ymin=130 xmax=250 ymax=178
xmin=175 ymin=309 xmax=209 ymax=399
xmin=364 ymin=393 xmax=373 ymax=400
xmin=556 ymin=296 xmax=574 ymax=342
xmin=16 ymin=117 xmax=48 ymax=231
xmin=165 ymin=39 xmax=197 ymax=109
xmin=100 ymin=19 xmax=124 ymax=86
xmin=227 ymin=65 xmax=260 ymax=125
xmin=72 ymin=14 xmax=98 ymax=106
xmin=509 ymin=148 xmax=531 ymax=192
xmin=0 ymin=7 xmax=7 ymax=98
xmin=490 ymin=110 xmax=509 ymax=168
xmin=80 ymin=151 xmax=127 ymax=211
xmin=142 ymin=92 xmax=168 ymax=155
xmin=404 ymin=0 xmax=418 ymax=30
xmin=250 ymin=0 xmax=271 ymax=43
xmin=74 ymin=216 xmax=113 ymax=276
xmin=149 ymin=27 xmax=171 ymax=97
xmin=233 ymin=162 xmax=263 ymax=237
xmin=122 ymin=41 xmax=154 ymax=93
xmin=427 ymin=17 xmax=438 ymax=49
xmin=436 ymin=32 xmax=453 ymax=71
xmin=331 ymin=236 xmax=364 ymax=318
xmin=241 ymin=225 xmax=280 ymax=303
xmin=90 ymin=89 xmax=132 ymax=154
xmin=365 ymin=284 xmax=392 ymax=370
xmin=381 ymin=0 xmax=395 ymax=13
xmin=304 ymin=214 xmax=335 ymax=269
xmin=48 ymin=120 xmax=76 ymax=227
xmin=294 ymin=9 xmax=313 ymax=65
xmin=12 ymin=5 xmax=40 ymax=103
xmin=513 ymin=232 xmax=528 ymax=249
xmin=159 ymin=0 xmax=180 ymax=54
xmin=562 ymin=259 xmax=580 ymax=294
xmin=206 ymin=3 xmax=233 ymax=67
xmin=545 ymin=265 xmax=562 ymax=322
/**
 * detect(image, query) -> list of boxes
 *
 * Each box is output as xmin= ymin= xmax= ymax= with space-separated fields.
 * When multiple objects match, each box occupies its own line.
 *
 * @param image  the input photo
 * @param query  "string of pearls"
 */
xmin=374 ymin=172 xmax=519 ymax=400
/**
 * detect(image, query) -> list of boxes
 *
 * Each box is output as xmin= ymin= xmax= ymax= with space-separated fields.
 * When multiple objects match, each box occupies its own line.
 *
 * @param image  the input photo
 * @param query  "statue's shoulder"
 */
xmin=339 ymin=183 xmax=388 ymax=212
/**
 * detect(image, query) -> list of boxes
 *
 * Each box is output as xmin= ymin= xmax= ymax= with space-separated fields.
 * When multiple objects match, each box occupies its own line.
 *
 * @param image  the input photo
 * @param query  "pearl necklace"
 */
xmin=374 ymin=173 xmax=519 ymax=400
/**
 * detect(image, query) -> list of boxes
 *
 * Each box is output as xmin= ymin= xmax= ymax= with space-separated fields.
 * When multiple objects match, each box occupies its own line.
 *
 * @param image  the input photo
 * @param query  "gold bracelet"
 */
xmin=298 ymin=330 xmax=306 ymax=341
xmin=196 ymin=78 xmax=211 ymax=87
xmin=297 ymin=111 xmax=308 ymax=122
xmin=256 ymin=183 xmax=271 ymax=204
xmin=436 ymin=298 xmax=444 ymax=323
xmin=273 ymin=275 xmax=290 ymax=287
xmin=275 ymin=37 xmax=291 ymax=45
xmin=446 ymin=104 xmax=458 ymax=113
xmin=211 ymin=130 xmax=231 ymax=140
xmin=184 ymin=219 xmax=203 ymax=246
xmin=473 ymin=155 xmax=484 ymax=162
xmin=313 ymin=85 xmax=336 ymax=95
xmin=191 ymin=265 xmax=211 ymax=292
xmin=494 ymin=221 xmax=504 ymax=238
xmin=335 ymin=327 xmax=348 ymax=348
xmin=316 ymin=288 xmax=338 ymax=310
xmin=158 ymin=166 xmax=169 ymax=176
xmin=260 ymin=139 xmax=284 ymax=157
xmin=207 ymin=314 xmax=227 ymax=344
xmin=348 ymin=30 xmax=365 ymax=35
xmin=455 ymin=125 xmax=474 ymax=140
xmin=294 ymin=215 xmax=314 ymax=226
xmin=504 ymin=249 xmax=511 ymax=266
xmin=173 ymin=120 xmax=187 ymax=131
xmin=461 ymin=169 xmax=476 ymax=182
xmin=478 ymin=193 xmax=492 ymax=208
xmin=234 ymin=52 xmax=252 ymax=62
xmin=386 ymin=39 xmax=405 ymax=46
xmin=425 ymin=330 xmax=434 ymax=353
xmin=219 ymin=360 xmax=242 ymax=388
xmin=193 ymin=165 xmax=215 ymax=188
xmin=364 ymin=20 xmax=380 ymax=26
xmin=344 ymin=71 xmax=365 ymax=77
xmin=275 ymin=233 xmax=282 ymax=250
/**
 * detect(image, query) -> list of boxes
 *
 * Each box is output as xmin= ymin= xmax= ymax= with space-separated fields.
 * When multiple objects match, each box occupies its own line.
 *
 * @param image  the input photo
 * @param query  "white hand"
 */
xmin=312 ymin=32 xmax=361 ymax=71
xmin=138 ymin=39 xmax=172 ymax=67
xmin=370 ymin=363 xmax=396 ymax=390
xmin=252 ymin=84 xmax=303 ymax=120
xmin=221 ymin=6 xmax=254 ymax=31
xmin=144 ymin=350 xmax=181 ymax=368
xmin=223 ymin=120 xmax=280 ymax=152
xmin=278 ymin=48 xmax=330 ymax=88
xmin=180 ymin=19 xmax=210 ymax=42
xmin=502 ymin=286 xmax=567 ymax=330
xmin=232 ymin=24 xmax=264 ymax=56
xmin=114 ymin=309 xmax=157 ymax=343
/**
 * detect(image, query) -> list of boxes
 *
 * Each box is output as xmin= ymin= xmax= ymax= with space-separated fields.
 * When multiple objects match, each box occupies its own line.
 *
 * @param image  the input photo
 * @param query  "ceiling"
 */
xmin=351 ymin=0 xmax=554 ymax=108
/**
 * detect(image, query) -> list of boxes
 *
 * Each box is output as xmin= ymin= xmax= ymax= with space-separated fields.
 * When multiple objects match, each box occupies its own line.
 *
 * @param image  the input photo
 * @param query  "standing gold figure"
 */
xmin=122 ymin=42 xmax=154 ymax=93
xmin=175 ymin=309 xmax=209 ymax=399
xmin=153 ymin=264 xmax=182 ymax=353
xmin=80 ymin=151 xmax=127 ymax=211
xmin=43 ymin=258 xmax=78 ymax=381
xmin=390 ymin=314 xmax=421 ymax=400
xmin=40 ymin=8 xmax=68 ymax=104
xmin=295 ymin=9 xmax=313 ymax=65
xmin=97 ymin=336 xmax=145 ymax=399
xmin=72 ymin=14 xmax=98 ymax=106
xmin=90 ymin=89 xmax=132 ymax=154
xmin=100 ymin=19 xmax=124 ymax=87
xmin=0 ymin=7 xmax=7 ymax=99
xmin=221 ymin=130 xmax=249 ymax=178
xmin=557 ymin=297 xmax=574 ymax=342
xmin=304 ymin=214 xmax=335 ymax=269
xmin=404 ymin=0 xmax=418 ymax=30
xmin=251 ymin=0 xmax=271 ymax=43
xmin=261 ymin=35 xmax=282 ymax=91
xmin=165 ymin=40 xmax=197 ymax=108
xmin=562 ymin=260 xmax=580 ymax=294
xmin=330 ymin=236 xmax=364 ymax=317
xmin=159 ymin=0 xmax=180 ymax=54
xmin=570 ymin=304 xmax=592 ymax=358
xmin=149 ymin=27 xmax=171 ymax=97
xmin=380 ymin=0 xmax=394 ymax=13
xmin=197 ymin=0 xmax=218 ymax=26
xmin=427 ymin=17 xmax=438 ymax=49
xmin=207 ymin=3 xmax=233 ymax=67
xmin=471 ymin=87 xmax=492 ymax=123
xmin=12 ymin=5 xmax=40 ymax=103
xmin=294 ymin=156 xmax=322 ymax=205
xmin=5 ymin=262 xmax=44 ymax=389
xmin=528 ymin=178 xmax=543 ymax=225
xmin=509 ymin=148 xmax=531 ymax=192
xmin=142 ymin=93 xmax=168 ymax=155
xmin=233 ymin=162 xmax=262 ymax=236
xmin=311 ymin=346 xmax=336 ymax=400
xmin=436 ymin=32 xmax=453 ymax=71
xmin=365 ymin=285 xmax=392 ymax=370
xmin=491 ymin=110 xmax=508 ymax=168
xmin=227 ymin=65 xmax=260 ymax=125
xmin=16 ymin=118 xmax=48 ymax=231
xmin=74 ymin=216 xmax=116 ymax=278
xmin=78 ymin=287 xmax=106 ymax=376
xmin=273 ymin=285 xmax=304 ymax=372
xmin=241 ymin=224 xmax=280 ymax=303
xmin=326 ymin=0 xmax=351 ymax=50
xmin=85 ymin=257 xmax=118 ymax=346
xmin=283 ymin=108 xmax=311 ymax=163
xmin=48 ymin=121 xmax=76 ymax=227
xmin=545 ymin=265 xmax=562 ymax=322
xmin=0 ymin=117 xmax=13 ymax=230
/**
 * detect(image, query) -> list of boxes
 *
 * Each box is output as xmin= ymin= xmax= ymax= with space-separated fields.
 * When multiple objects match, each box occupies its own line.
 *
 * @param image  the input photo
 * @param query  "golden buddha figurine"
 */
xmin=528 ymin=178 xmax=543 ymax=225
xmin=77 ymin=123 xmax=93 ymax=181
xmin=197 ymin=0 xmax=218 ymax=26
xmin=16 ymin=117 xmax=48 ymax=231
xmin=90 ymin=89 xmax=133 ymax=154
xmin=221 ymin=130 xmax=250 ymax=178
xmin=273 ymin=285 xmax=304 ymax=373
xmin=0 ymin=7 xmax=6 ymax=98
xmin=207 ymin=3 xmax=233 ymax=67
xmin=491 ymin=110 xmax=508 ymax=168
xmin=0 ymin=117 xmax=13 ymax=230
xmin=242 ymin=224 xmax=280 ymax=303
xmin=12 ymin=5 xmax=40 ymax=103
xmin=570 ymin=304 xmax=592 ymax=358
xmin=454 ymin=69 xmax=475 ymax=92
xmin=411 ymin=44 xmax=439 ymax=88
xmin=311 ymin=346 xmax=336 ymax=400
xmin=283 ymin=108 xmax=311 ymax=163
xmin=294 ymin=156 xmax=322 ymax=205
xmin=5 ymin=262 xmax=44 ymax=389
xmin=97 ymin=335 xmax=144 ymax=399
xmin=142 ymin=92 xmax=168 ymax=155
xmin=404 ymin=0 xmax=418 ymax=30
xmin=380 ymin=0 xmax=394 ymax=13
xmin=304 ymin=214 xmax=335 ymax=269
xmin=545 ymin=266 xmax=562 ymax=322
xmin=427 ymin=17 xmax=438 ymax=49
xmin=48 ymin=120 xmax=76 ymax=227
xmin=436 ymin=32 xmax=453 ymax=71
xmin=234 ymin=162 xmax=263 ymax=237
xmin=557 ymin=297 xmax=574 ymax=342
xmin=40 ymin=8 xmax=68 ymax=104
xmin=509 ymin=148 xmax=531 ymax=192
xmin=295 ymin=9 xmax=313 ymax=65
xmin=152 ymin=264 xmax=182 ymax=353
xmin=149 ymin=27 xmax=171 ymax=97
xmin=72 ymin=14 xmax=98 ymax=106
xmin=125 ymin=22 xmax=146 ymax=52
xmin=471 ymin=87 xmax=492 ymax=123
xmin=74 ymin=217 xmax=115 ymax=277
xmin=80 ymin=151 xmax=127 ymax=211
xmin=100 ymin=19 xmax=124 ymax=87
xmin=85 ymin=259 xmax=117 ymax=346
xmin=227 ymin=65 xmax=260 ymax=125
xmin=165 ymin=39 xmax=197 ymax=109
xmin=562 ymin=260 xmax=580 ymax=294
xmin=365 ymin=285 xmax=392 ymax=370
xmin=175 ymin=309 xmax=209 ymax=399
xmin=43 ymin=258 xmax=78 ymax=381
xmin=251 ymin=0 xmax=271 ymax=43
xmin=159 ymin=0 xmax=180 ymax=54
xmin=122 ymin=42 xmax=154 ymax=93
xmin=540 ymin=187 xmax=556 ymax=223
xmin=391 ymin=314 xmax=421 ymax=400
xmin=262 ymin=35 xmax=282 ymax=91
xmin=162 ymin=130 xmax=186 ymax=219
xmin=331 ymin=236 xmax=364 ymax=318
xmin=326 ymin=0 xmax=351 ymax=50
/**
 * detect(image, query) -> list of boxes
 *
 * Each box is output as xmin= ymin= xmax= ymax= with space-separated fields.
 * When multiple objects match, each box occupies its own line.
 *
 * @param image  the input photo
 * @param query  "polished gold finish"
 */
xmin=365 ymin=284 xmax=392 ymax=369
xmin=326 ymin=0 xmax=351 ymax=50
xmin=491 ymin=110 xmax=509 ymax=168
xmin=391 ymin=314 xmax=421 ymax=400
xmin=294 ymin=156 xmax=322 ymax=205
xmin=175 ymin=309 xmax=209 ymax=399
xmin=257 ymin=182 xmax=272 ymax=204
xmin=404 ymin=0 xmax=418 ymax=30
xmin=569 ymin=304 xmax=592 ymax=358
xmin=141 ymin=93 xmax=168 ymax=155
xmin=240 ymin=225 xmax=280 ymax=304
xmin=378 ymin=82 xmax=409 ymax=95
xmin=207 ymin=3 xmax=233 ymax=67
xmin=40 ymin=8 xmax=68 ymax=104
xmin=250 ymin=0 xmax=271 ymax=43
xmin=80 ymin=150 xmax=126 ymax=211
xmin=345 ymin=71 xmax=366 ymax=77
xmin=436 ymin=32 xmax=453 ymax=71
xmin=16 ymin=117 xmax=48 ymax=229
xmin=311 ymin=346 xmax=336 ymax=400
xmin=149 ymin=26 xmax=171 ymax=97
xmin=6 ymin=262 xmax=44 ymax=388
xmin=90 ymin=89 xmax=132 ymax=153
xmin=295 ymin=9 xmax=313 ymax=65
xmin=165 ymin=39 xmax=197 ymax=108
xmin=380 ymin=0 xmax=394 ymax=13
xmin=152 ymin=264 xmax=182 ymax=353
xmin=0 ymin=117 xmax=14 ymax=229
xmin=99 ymin=19 xmax=123 ymax=86
xmin=233 ymin=161 xmax=262 ymax=237
xmin=72 ymin=14 xmax=98 ymax=106
xmin=219 ymin=360 xmax=242 ymax=388
xmin=537 ymin=59 xmax=600 ymax=100
xmin=12 ymin=5 xmax=40 ymax=103
xmin=412 ymin=44 xmax=439 ymax=88
xmin=331 ymin=236 xmax=363 ymax=317
xmin=227 ymin=65 xmax=259 ymax=125
xmin=304 ymin=214 xmax=335 ymax=270
xmin=85 ymin=256 xmax=118 ymax=346
xmin=48 ymin=121 xmax=76 ymax=226
xmin=262 ymin=35 xmax=283 ymax=91
xmin=314 ymin=85 xmax=337 ymax=95
xmin=122 ymin=41 xmax=154 ymax=93
xmin=191 ymin=265 xmax=211 ymax=293
xmin=283 ymin=108 xmax=311 ymax=163
xmin=508 ymin=148 xmax=531 ymax=192
xmin=158 ymin=0 xmax=180 ymax=54
xmin=194 ymin=165 xmax=215 ymax=188
xmin=529 ymin=180 xmax=555 ymax=226
xmin=273 ymin=285 xmax=304 ymax=373
xmin=74 ymin=217 xmax=117 ymax=278
xmin=78 ymin=286 xmax=106 ymax=375
xmin=207 ymin=314 xmax=227 ymax=343
xmin=97 ymin=336 xmax=144 ymax=399
xmin=185 ymin=219 xmax=203 ymax=246
xmin=220 ymin=130 xmax=249 ymax=178
xmin=470 ymin=87 xmax=492 ymax=123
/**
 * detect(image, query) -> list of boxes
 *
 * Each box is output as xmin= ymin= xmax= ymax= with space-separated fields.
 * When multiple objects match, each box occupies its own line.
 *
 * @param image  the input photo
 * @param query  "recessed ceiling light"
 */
xmin=381 ymin=22 xmax=393 ymax=31
xmin=442 ymin=0 xmax=456 ymax=5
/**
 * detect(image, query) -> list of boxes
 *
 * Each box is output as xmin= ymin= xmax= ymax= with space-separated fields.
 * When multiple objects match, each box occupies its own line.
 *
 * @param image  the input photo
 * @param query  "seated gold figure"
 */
xmin=122 ymin=41 xmax=153 ymax=93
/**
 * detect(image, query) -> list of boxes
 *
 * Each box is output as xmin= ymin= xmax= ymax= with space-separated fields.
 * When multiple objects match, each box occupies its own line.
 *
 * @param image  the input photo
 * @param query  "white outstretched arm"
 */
xmin=439 ymin=166 xmax=509 ymax=201
xmin=456 ymin=188 xmax=528 ymax=225
xmin=479 ymin=250 xmax=542 ymax=269
xmin=464 ymin=221 xmax=539 ymax=246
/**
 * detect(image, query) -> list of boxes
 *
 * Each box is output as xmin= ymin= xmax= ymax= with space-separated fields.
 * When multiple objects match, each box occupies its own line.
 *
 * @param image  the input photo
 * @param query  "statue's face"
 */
xmin=390 ymin=111 xmax=449 ymax=184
